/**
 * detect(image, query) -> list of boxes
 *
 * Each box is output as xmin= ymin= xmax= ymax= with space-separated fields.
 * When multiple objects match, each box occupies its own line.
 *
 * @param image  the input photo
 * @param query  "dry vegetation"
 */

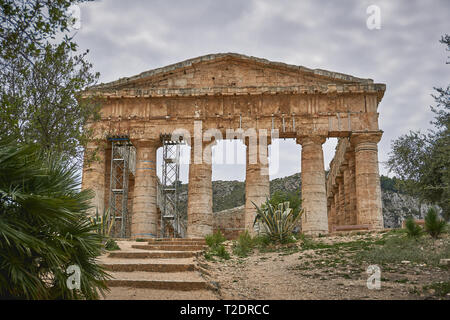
xmin=198 ymin=229 xmax=450 ymax=300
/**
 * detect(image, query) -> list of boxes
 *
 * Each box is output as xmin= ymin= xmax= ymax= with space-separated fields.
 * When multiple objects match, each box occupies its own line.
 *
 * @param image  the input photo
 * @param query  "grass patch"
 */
xmin=204 ymin=231 xmax=230 ymax=261
xmin=356 ymin=234 xmax=450 ymax=266
xmin=422 ymin=281 xmax=450 ymax=297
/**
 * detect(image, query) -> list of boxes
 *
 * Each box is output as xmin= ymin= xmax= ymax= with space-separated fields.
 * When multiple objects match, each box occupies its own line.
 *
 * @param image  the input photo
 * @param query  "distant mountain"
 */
xmin=175 ymin=173 xmax=432 ymax=228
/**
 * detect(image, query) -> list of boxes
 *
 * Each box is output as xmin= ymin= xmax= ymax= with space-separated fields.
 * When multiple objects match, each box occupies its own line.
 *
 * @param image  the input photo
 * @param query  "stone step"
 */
xmin=107 ymin=271 xmax=209 ymax=291
xmin=146 ymin=241 xmax=206 ymax=246
xmin=131 ymin=244 xmax=206 ymax=251
xmin=108 ymin=251 xmax=200 ymax=259
xmin=147 ymin=238 xmax=206 ymax=243
xmin=101 ymin=262 xmax=196 ymax=272
xmin=103 ymin=288 xmax=217 ymax=300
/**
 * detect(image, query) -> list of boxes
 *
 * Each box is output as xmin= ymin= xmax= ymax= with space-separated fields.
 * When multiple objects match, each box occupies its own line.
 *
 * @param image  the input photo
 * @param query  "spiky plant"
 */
xmin=0 ymin=138 xmax=110 ymax=299
xmin=404 ymin=217 xmax=423 ymax=238
xmin=424 ymin=207 xmax=447 ymax=239
xmin=90 ymin=207 xmax=114 ymax=238
xmin=253 ymin=199 xmax=303 ymax=243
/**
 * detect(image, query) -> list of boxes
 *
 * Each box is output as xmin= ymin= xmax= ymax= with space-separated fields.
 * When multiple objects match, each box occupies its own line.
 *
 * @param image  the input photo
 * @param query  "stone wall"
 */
xmin=213 ymin=205 xmax=245 ymax=239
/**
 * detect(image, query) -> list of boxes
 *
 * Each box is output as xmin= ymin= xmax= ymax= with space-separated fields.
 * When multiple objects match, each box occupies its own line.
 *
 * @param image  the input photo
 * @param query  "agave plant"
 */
xmin=0 ymin=138 xmax=110 ymax=299
xmin=90 ymin=207 xmax=115 ymax=239
xmin=253 ymin=199 xmax=303 ymax=243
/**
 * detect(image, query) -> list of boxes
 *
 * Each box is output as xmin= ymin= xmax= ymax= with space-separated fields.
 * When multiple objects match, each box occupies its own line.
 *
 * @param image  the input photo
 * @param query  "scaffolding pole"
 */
xmin=107 ymin=135 xmax=135 ymax=238
xmin=160 ymin=133 xmax=185 ymax=238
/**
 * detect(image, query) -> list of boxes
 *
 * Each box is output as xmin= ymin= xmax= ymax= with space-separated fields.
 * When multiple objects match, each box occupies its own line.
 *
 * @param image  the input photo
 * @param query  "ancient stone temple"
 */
xmin=81 ymin=53 xmax=386 ymax=239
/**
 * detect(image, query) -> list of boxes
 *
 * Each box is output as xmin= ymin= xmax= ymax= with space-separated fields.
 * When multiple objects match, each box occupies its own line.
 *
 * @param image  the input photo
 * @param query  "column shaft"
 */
xmin=343 ymin=164 xmax=352 ymax=225
xmin=298 ymin=136 xmax=328 ymax=235
xmin=131 ymin=141 xmax=158 ymax=238
xmin=245 ymin=138 xmax=270 ymax=235
xmin=351 ymin=133 xmax=384 ymax=229
xmin=187 ymin=142 xmax=213 ymax=238
xmin=347 ymin=153 xmax=358 ymax=225
xmin=82 ymin=141 xmax=106 ymax=216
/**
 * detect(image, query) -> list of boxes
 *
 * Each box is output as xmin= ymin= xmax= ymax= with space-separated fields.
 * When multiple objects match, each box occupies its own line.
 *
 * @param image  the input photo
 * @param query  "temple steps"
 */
xmin=146 ymin=238 xmax=206 ymax=244
xmin=101 ymin=239 xmax=215 ymax=299
xmin=107 ymin=250 xmax=200 ymax=259
xmin=131 ymin=244 xmax=206 ymax=251
xmin=143 ymin=240 xmax=206 ymax=246
xmin=106 ymin=272 xmax=209 ymax=291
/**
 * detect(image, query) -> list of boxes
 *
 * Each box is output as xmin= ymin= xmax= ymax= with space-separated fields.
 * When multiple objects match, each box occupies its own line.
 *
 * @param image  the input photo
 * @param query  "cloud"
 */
xmin=76 ymin=0 xmax=450 ymax=181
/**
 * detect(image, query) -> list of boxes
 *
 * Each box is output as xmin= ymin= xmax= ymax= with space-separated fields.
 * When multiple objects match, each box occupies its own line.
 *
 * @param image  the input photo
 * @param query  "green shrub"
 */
xmin=215 ymin=244 xmax=231 ymax=260
xmin=232 ymin=231 xmax=255 ymax=257
xmin=253 ymin=199 xmax=303 ymax=243
xmin=105 ymin=239 xmax=120 ymax=251
xmin=204 ymin=230 xmax=229 ymax=260
xmin=424 ymin=208 xmax=447 ymax=239
xmin=405 ymin=217 xmax=423 ymax=238
xmin=205 ymin=230 xmax=226 ymax=248
xmin=135 ymin=238 xmax=147 ymax=242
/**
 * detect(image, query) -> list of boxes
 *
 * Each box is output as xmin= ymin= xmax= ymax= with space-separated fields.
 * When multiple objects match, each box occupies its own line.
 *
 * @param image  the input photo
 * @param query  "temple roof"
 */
xmin=90 ymin=52 xmax=378 ymax=92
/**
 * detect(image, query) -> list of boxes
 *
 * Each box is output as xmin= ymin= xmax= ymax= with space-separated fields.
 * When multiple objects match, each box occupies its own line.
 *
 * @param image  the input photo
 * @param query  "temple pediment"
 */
xmin=90 ymin=53 xmax=377 ymax=94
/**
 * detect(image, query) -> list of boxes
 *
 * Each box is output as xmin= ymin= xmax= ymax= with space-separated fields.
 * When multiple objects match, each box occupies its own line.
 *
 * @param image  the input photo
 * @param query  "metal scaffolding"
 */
xmin=107 ymin=135 xmax=135 ymax=238
xmin=160 ymin=133 xmax=185 ymax=238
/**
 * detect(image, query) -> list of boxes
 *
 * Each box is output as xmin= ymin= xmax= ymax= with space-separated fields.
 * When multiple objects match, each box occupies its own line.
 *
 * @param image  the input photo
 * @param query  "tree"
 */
xmin=388 ymin=35 xmax=450 ymax=220
xmin=0 ymin=0 xmax=100 ymax=165
xmin=0 ymin=137 xmax=109 ymax=299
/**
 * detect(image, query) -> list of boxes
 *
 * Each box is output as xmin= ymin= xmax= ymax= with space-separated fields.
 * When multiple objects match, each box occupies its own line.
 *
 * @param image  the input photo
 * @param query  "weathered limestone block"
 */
xmin=187 ymin=141 xmax=214 ymax=238
xmin=82 ymin=140 xmax=106 ymax=216
xmin=351 ymin=132 xmax=384 ymax=229
xmin=244 ymin=137 xmax=270 ymax=235
xmin=131 ymin=140 xmax=159 ymax=238
xmin=298 ymin=135 xmax=328 ymax=235
xmin=213 ymin=205 xmax=245 ymax=239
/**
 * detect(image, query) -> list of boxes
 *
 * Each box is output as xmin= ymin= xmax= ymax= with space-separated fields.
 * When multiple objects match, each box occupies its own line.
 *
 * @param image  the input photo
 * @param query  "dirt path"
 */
xmin=199 ymin=232 xmax=450 ymax=300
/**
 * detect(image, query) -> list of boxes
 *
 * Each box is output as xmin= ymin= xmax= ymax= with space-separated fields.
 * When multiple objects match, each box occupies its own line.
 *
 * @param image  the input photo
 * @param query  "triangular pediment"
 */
xmin=91 ymin=53 xmax=374 ymax=92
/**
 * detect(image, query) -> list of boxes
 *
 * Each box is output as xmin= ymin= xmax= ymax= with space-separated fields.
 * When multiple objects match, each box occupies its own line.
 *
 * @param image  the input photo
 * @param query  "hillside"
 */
xmin=175 ymin=174 xmax=433 ymax=228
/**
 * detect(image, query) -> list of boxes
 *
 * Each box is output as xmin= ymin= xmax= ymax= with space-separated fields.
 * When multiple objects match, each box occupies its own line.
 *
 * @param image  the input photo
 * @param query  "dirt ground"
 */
xmin=198 ymin=231 xmax=450 ymax=300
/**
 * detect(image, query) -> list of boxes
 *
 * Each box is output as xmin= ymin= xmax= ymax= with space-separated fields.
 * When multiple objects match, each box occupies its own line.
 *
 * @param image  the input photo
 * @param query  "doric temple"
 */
xmin=81 ymin=53 xmax=386 ymax=239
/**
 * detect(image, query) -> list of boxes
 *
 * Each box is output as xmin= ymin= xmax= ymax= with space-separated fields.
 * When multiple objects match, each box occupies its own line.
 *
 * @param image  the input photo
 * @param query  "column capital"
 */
xmin=350 ymin=131 xmax=383 ymax=146
xmin=296 ymin=134 xmax=327 ymax=146
xmin=132 ymin=138 xmax=161 ymax=149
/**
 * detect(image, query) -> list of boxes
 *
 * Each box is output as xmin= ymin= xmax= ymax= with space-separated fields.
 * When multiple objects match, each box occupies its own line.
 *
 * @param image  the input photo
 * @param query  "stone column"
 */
xmin=297 ymin=135 xmax=328 ymax=235
xmin=336 ymin=176 xmax=344 ymax=225
xmin=345 ymin=150 xmax=357 ymax=225
xmin=327 ymin=197 xmax=336 ymax=233
xmin=342 ymin=162 xmax=352 ymax=225
xmin=187 ymin=141 xmax=214 ymax=238
xmin=131 ymin=139 xmax=159 ymax=238
xmin=245 ymin=137 xmax=270 ymax=235
xmin=351 ymin=132 xmax=384 ymax=229
xmin=82 ymin=140 xmax=106 ymax=216
xmin=333 ymin=189 xmax=340 ymax=226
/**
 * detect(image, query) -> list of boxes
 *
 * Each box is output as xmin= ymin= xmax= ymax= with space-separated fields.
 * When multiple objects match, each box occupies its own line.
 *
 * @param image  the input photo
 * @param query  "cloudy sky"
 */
xmin=75 ymin=0 xmax=449 ymax=183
